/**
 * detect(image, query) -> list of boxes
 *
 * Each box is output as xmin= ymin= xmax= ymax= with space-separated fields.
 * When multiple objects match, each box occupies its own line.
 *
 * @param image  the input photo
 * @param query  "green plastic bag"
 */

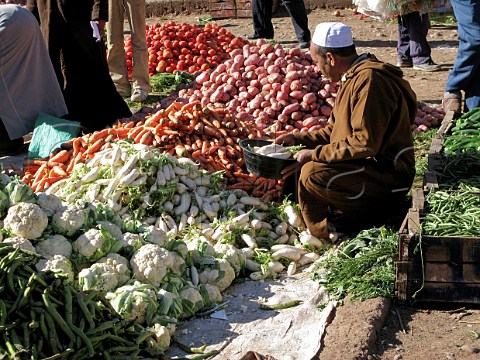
xmin=28 ymin=113 xmax=81 ymax=159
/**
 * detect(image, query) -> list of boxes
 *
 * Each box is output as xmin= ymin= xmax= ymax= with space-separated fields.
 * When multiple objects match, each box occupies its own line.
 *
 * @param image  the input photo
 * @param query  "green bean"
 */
xmin=21 ymin=321 xmax=30 ymax=349
xmin=0 ymin=300 xmax=7 ymax=327
xmin=41 ymin=348 xmax=75 ymax=360
xmin=69 ymin=322 xmax=95 ymax=358
xmin=8 ymin=328 xmax=24 ymax=354
xmin=85 ymin=319 xmax=119 ymax=336
xmin=42 ymin=292 xmax=76 ymax=340
xmin=75 ymin=291 xmax=95 ymax=331
xmin=64 ymin=285 xmax=74 ymax=326
xmin=108 ymin=344 xmax=139 ymax=353
xmin=44 ymin=311 xmax=61 ymax=354
xmin=0 ymin=320 xmax=20 ymax=331
xmin=2 ymin=333 xmax=16 ymax=358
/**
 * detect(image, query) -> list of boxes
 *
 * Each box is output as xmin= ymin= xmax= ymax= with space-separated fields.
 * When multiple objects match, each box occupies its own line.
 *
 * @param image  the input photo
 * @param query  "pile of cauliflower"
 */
xmin=0 ymin=182 xmax=237 ymax=352
xmin=1 ymin=144 xmax=314 ymax=354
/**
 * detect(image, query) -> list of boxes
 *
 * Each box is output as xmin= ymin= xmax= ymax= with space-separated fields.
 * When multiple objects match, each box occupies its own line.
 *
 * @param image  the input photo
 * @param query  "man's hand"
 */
xmin=280 ymin=149 xmax=314 ymax=179
xmin=274 ymin=133 xmax=296 ymax=146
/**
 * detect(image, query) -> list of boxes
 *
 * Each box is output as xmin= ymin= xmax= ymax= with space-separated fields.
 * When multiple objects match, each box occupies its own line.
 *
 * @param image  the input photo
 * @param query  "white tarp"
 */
xmin=166 ymin=274 xmax=336 ymax=360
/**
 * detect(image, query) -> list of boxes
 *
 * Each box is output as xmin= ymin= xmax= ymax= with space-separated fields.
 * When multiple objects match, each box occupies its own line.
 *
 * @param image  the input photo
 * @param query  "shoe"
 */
xmin=247 ymin=33 xmax=273 ymax=40
xmin=442 ymin=91 xmax=462 ymax=113
xmin=412 ymin=63 xmax=440 ymax=72
xmin=131 ymin=88 xmax=148 ymax=102
xmin=299 ymin=41 xmax=310 ymax=49
xmin=396 ymin=60 xmax=413 ymax=68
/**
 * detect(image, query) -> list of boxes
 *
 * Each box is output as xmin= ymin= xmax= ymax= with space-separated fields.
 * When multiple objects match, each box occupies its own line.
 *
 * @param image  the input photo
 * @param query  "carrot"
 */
xmin=203 ymin=125 xmax=223 ymax=139
xmin=121 ymin=121 xmax=135 ymax=129
xmin=86 ymin=138 xmax=105 ymax=156
xmin=139 ymin=131 xmax=154 ymax=145
xmin=128 ymin=126 xmax=145 ymax=140
xmin=88 ymin=128 xmax=109 ymax=143
xmin=72 ymin=137 xmax=83 ymax=157
xmin=180 ymin=100 xmax=201 ymax=112
xmin=49 ymin=149 xmax=70 ymax=163
xmin=47 ymin=165 xmax=65 ymax=178
xmin=200 ymin=140 xmax=209 ymax=155
xmin=43 ymin=176 xmax=67 ymax=189
xmin=229 ymin=183 xmax=254 ymax=191
xmin=114 ymin=128 xmax=130 ymax=139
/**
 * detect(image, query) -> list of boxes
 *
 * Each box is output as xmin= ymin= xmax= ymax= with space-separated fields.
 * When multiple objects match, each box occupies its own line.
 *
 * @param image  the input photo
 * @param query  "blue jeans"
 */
xmin=397 ymin=12 xmax=433 ymax=65
xmin=445 ymin=0 xmax=480 ymax=111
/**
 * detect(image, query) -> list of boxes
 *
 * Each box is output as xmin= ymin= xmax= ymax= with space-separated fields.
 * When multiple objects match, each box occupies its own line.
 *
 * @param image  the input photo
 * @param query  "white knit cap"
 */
xmin=312 ymin=22 xmax=354 ymax=48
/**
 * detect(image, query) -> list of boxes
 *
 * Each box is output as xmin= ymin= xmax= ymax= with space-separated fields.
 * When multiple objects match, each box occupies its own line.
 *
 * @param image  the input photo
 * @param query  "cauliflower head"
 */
xmin=198 ymin=258 xmax=235 ymax=292
xmin=144 ymin=323 xmax=175 ymax=352
xmin=97 ymin=221 xmax=123 ymax=242
xmin=2 ymin=236 xmax=36 ymax=252
xmin=35 ymin=234 xmax=72 ymax=259
xmin=73 ymin=228 xmax=122 ymax=264
xmin=142 ymin=225 xmax=168 ymax=247
xmin=36 ymin=255 xmax=75 ymax=283
xmin=185 ymin=236 xmax=216 ymax=265
xmin=4 ymin=203 xmax=48 ymax=239
xmin=36 ymin=193 xmax=64 ymax=217
xmin=213 ymin=243 xmax=246 ymax=276
xmin=198 ymin=283 xmax=222 ymax=305
xmin=78 ymin=253 xmax=130 ymax=292
xmin=106 ymin=281 xmax=158 ymax=325
xmin=179 ymin=286 xmax=205 ymax=318
xmin=130 ymin=244 xmax=186 ymax=288
xmin=51 ymin=204 xmax=86 ymax=237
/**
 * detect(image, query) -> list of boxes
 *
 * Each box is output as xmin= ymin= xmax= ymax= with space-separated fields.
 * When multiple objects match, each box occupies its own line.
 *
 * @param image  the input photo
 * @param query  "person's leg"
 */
xmin=282 ymin=0 xmax=310 ymax=43
xmin=397 ymin=15 xmax=412 ymax=65
xmin=125 ymin=0 xmax=150 ymax=96
xmin=251 ymin=0 xmax=274 ymax=38
xmin=106 ymin=0 xmax=131 ymax=97
xmin=405 ymin=12 xmax=433 ymax=65
xmin=298 ymin=161 xmax=410 ymax=240
xmin=447 ymin=0 xmax=480 ymax=111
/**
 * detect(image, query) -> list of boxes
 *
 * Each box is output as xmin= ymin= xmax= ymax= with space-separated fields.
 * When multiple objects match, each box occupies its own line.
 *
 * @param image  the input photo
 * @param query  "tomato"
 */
xmin=207 ymin=48 xmax=216 ymax=57
xmin=200 ymin=63 xmax=209 ymax=71
xmin=163 ymin=50 xmax=173 ymax=59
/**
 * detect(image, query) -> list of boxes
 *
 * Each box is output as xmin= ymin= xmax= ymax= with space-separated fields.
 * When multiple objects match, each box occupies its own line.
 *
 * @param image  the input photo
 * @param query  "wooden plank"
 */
xmin=406 ymin=209 xmax=421 ymax=235
xmin=434 ymin=110 xmax=455 ymax=138
xmin=429 ymin=137 xmax=444 ymax=155
xmin=411 ymin=188 xmax=425 ymax=213
xmin=404 ymin=262 xmax=480 ymax=283
xmin=403 ymin=281 xmax=480 ymax=304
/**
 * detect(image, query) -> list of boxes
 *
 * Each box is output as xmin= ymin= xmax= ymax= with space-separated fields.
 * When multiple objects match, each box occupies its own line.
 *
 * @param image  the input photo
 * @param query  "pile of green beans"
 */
xmin=422 ymin=184 xmax=480 ymax=237
xmin=443 ymin=107 xmax=480 ymax=154
xmin=432 ymin=149 xmax=480 ymax=189
xmin=0 ymin=244 xmax=166 ymax=360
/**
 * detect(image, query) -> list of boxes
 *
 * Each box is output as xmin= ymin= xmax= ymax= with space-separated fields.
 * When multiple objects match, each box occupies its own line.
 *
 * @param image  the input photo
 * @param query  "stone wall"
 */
xmin=145 ymin=0 xmax=353 ymax=17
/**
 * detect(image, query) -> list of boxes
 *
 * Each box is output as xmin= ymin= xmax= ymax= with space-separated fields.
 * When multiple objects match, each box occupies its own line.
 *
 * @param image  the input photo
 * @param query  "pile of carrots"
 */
xmin=22 ymin=101 xmax=283 ymax=200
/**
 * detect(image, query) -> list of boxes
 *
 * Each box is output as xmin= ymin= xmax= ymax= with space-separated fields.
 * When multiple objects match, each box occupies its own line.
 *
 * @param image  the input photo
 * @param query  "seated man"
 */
xmin=277 ymin=22 xmax=417 ymax=241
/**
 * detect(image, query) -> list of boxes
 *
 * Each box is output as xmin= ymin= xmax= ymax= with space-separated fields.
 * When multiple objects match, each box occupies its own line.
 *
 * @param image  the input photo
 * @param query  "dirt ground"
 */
xmin=143 ymin=6 xmax=480 ymax=360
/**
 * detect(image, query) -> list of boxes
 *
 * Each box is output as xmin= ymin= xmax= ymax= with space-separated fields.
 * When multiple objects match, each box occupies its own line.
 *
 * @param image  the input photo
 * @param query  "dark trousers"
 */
xmin=397 ymin=12 xmax=432 ymax=65
xmin=251 ymin=0 xmax=310 ymax=43
xmin=446 ymin=0 xmax=480 ymax=111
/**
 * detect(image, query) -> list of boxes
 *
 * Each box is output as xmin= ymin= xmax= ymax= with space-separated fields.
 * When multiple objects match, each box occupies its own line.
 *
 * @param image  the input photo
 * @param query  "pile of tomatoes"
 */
xmin=124 ymin=21 xmax=248 ymax=76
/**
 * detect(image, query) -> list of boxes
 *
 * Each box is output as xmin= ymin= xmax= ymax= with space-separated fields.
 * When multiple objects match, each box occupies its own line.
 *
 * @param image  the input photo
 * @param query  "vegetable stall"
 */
xmin=0 ymin=18 xmax=453 ymax=359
